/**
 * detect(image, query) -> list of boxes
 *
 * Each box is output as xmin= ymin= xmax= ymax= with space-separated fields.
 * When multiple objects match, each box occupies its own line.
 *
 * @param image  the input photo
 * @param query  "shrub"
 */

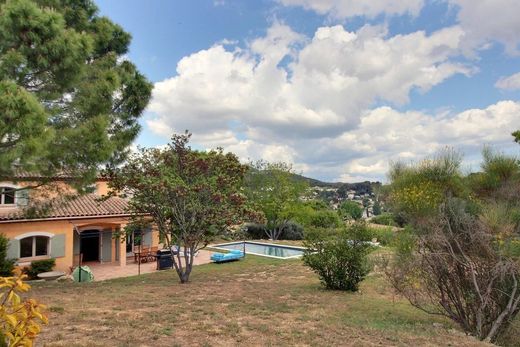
xmin=338 ymin=201 xmax=363 ymax=221
xmin=220 ymin=227 xmax=248 ymax=241
xmin=308 ymin=210 xmax=342 ymax=228
xmin=372 ymin=200 xmax=382 ymax=215
xmin=387 ymin=198 xmax=520 ymax=343
xmin=280 ymin=221 xmax=304 ymax=240
xmin=242 ymin=223 xmax=268 ymax=239
xmin=367 ymin=226 xmax=396 ymax=246
xmin=0 ymin=269 xmax=48 ymax=345
xmin=23 ymin=259 xmax=56 ymax=280
xmin=303 ymin=223 xmax=373 ymax=291
xmin=0 ymin=234 xmax=15 ymax=277
xmin=370 ymin=213 xmax=397 ymax=227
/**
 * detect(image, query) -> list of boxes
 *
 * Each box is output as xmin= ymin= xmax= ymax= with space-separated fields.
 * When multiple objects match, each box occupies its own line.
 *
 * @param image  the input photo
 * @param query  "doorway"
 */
xmin=80 ymin=230 xmax=100 ymax=262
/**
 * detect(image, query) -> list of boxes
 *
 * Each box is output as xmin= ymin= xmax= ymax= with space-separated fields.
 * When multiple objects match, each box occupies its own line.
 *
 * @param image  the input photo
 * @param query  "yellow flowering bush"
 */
xmin=0 ymin=269 xmax=48 ymax=346
xmin=391 ymin=180 xmax=443 ymax=215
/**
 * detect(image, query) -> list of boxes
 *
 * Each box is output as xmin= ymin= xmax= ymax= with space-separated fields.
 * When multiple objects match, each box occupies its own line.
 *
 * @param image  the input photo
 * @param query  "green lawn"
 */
xmin=31 ymin=254 xmax=492 ymax=346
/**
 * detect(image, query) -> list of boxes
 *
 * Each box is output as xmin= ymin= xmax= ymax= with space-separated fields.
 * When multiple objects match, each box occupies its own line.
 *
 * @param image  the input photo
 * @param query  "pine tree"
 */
xmin=0 ymin=0 xmax=152 ymax=187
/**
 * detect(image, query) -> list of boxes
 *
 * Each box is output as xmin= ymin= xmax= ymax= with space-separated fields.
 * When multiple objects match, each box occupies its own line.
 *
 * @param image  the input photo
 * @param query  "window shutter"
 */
xmin=50 ymin=234 xmax=66 ymax=258
xmin=7 ymin=239 xmax=19 ymax=260
xmin=15 ymin=189 xmax=29 ymax=206
xmin=101 ymin=231 xmax=112 ymax=262
xmin=143 ymin=227 xmax=152 ymax=246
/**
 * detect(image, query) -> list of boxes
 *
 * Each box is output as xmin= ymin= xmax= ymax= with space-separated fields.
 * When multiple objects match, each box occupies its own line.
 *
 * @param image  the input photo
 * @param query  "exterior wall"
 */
xmin=94 ymin=181 xmax=111 ymax=196
xmin=0 ymin=217 xmax=159 ymax=273
xmin=0 ymin=220 xmax=74 ymax=273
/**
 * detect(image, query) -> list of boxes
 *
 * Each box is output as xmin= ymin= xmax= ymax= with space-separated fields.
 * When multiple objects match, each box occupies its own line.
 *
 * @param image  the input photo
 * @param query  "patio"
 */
xmin=85 ymin=249 xmax=213 ymax=281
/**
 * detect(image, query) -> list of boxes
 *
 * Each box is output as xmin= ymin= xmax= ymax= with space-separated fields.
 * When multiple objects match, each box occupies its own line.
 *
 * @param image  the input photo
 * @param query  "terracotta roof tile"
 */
xmin=0 ymin=194 xmax=129 ymax=221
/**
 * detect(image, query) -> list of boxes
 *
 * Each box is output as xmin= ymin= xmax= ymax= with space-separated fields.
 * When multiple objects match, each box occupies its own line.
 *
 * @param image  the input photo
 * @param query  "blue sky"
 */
xmin=97 ymin=0 xmax=520 ymax=182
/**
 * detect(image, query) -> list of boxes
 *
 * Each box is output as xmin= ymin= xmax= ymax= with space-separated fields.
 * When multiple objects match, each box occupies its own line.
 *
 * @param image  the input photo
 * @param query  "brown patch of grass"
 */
xmin=31 ymin=256 xmax=491 ymax=346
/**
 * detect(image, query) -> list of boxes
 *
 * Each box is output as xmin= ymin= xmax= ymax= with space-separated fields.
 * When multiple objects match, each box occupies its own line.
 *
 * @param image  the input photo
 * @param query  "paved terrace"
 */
xmin=85 ymin=249 xmax=213 ymax=281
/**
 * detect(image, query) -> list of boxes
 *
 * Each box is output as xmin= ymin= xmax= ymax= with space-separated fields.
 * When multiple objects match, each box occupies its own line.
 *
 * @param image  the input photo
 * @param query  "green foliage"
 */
xmin=108 ymin=132 xmax=257 ymax=283
xmin=307 ymin=209 xmax=342 ymax=228
xmin=513 ymin=130 xmax=520 ymax=144
xmin=388 ymin=146 xmax=520 ymax=342
xmin=23 ymin=258 xmax=55 ymax=280
xmin=370 ymin=213 xmax=397 ymax=227
xmin=367 ymin=226 xmax=396 ymax=246
xmin=244 ymin=161 xmax=308 ymax=240
xmin=280 ymin=221 xmax=304 ymax=240
xmin=284 ymin=200 xmax=341 ymax=230
xmin=372 ymin=200 xmax=382 ymax=215
xmin=0 ymin=234 xmax=15 ymax=276
xmin=303 ymin=223 xmax=373 ymax=291
xmin=470 ymin=147 xmax=520 ymax=196
xmin=388 ymin=148 xmax=466 ymax=222
xmin=242 ymin=223 xmax=268 ymax=239
xmin=338 ymin=201 xmax=363 ymax=221
xmin=0 ymin=0 xmax=152 ymax=185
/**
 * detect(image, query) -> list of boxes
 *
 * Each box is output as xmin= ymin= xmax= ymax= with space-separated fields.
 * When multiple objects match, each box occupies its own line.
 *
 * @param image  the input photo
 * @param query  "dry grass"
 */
xmin=31 ymin=255 xmax=491 ymax=347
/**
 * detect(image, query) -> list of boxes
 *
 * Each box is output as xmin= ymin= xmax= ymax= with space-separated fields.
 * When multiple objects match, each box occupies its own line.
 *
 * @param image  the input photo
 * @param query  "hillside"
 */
xmin=292 ymin=173 xmax=381 ymax=195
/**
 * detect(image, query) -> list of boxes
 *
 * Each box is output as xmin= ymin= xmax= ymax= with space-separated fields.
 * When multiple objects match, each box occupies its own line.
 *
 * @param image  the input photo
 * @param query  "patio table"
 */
xmin=134 ymin=247 xmax=158 ymax=263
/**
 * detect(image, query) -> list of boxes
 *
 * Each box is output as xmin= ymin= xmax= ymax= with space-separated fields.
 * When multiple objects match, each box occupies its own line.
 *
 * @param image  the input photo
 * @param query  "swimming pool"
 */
xmin=211 ymin=241 xmax=306 ymax=259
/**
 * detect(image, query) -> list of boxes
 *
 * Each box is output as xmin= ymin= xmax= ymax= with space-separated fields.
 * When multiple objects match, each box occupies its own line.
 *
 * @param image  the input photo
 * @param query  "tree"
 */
xmin=513 ymin=130 xmax=520 ymax=144
xmin=0 ymin=0 xmax=152 ymax=187
xmin=107 ymin=132 xmax=258 ymax=283
xmin=338 ymin=201 xmax=363 ymax=221
xmin=244 ymin=161 xmax=308 ymax=240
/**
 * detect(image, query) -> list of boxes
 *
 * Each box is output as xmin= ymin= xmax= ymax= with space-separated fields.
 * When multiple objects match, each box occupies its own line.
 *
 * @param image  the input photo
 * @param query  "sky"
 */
xmin=96 ymin=0 xmax=520 ymax=183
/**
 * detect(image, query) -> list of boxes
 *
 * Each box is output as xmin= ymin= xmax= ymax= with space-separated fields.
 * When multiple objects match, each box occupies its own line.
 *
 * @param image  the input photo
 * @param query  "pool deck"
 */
xmin=84 ymin=249 xmax=213 ymax=281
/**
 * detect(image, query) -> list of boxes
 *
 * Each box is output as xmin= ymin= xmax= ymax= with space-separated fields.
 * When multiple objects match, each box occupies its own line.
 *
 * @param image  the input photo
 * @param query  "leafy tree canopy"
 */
xmin=513 ymin=130 xmax=520 ymax=144
xmin=107 ymin=132 xmax=259 ymax=283
xmin=244 ymin=161 xmax=308 ymax=240
xmin=338 ymin=201 xmax=363 ymax=221
xmin=0 ymin=0 xmax=152 ymax=187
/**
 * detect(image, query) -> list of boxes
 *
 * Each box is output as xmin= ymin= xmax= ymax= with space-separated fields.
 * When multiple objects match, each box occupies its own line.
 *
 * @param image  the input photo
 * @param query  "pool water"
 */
xmin=212 ymin=241 xmax=305 ymax=259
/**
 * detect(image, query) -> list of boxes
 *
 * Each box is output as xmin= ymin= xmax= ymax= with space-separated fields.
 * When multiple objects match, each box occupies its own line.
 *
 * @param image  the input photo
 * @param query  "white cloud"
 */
xmin=277 ymin=0 xmax=520 ymax=55
xmin=495 ymin=72 xmax=520 ymax=91
xmin=148 ymin=23 xmax=470 ymax=141
xmin=330 ymin=101 xmax=520 ymax=181
xmin=446 ymin=0 xmax=520 ymax=55
xmin=146 ymin=22 xmax=519 ymax=182
xmin=276 ymin=0 xmax=424 ymax=19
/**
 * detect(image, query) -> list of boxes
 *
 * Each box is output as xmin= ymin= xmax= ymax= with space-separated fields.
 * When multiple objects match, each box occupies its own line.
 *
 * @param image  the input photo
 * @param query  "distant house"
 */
xmin=0 ymin=174 xmax=158 ymax=273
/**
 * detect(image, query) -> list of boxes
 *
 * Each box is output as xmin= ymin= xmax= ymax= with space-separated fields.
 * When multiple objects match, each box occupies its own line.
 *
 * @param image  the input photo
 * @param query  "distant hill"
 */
xmin=291 ymin=173 xmax=381 ymax=195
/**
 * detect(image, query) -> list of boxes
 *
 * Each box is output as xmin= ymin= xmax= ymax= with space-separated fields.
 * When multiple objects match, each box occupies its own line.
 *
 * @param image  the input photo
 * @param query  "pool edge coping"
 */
xmin=208 ymin=241 xmax=306 ymax=259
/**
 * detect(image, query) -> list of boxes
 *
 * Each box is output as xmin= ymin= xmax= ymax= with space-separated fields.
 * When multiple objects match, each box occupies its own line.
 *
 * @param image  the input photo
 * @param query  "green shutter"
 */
xmin=143 ymin=227 xmax=152 ymax=247
xmin=15 ymin=189 xmax=29 ymax=206
xmin=101 ymin=231 xmax=112 ymax=262
xmin=7 ymin=239 xmax=19 ymax=260
xmin=50 ymin=234 xmax=66 ymax=258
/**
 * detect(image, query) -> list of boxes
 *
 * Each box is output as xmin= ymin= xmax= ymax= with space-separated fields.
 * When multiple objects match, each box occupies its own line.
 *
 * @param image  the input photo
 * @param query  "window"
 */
xmin=19 ymin=236 xmax=50 ymax=258
xmin=0 ymin=187 xmax=15 ymax=205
